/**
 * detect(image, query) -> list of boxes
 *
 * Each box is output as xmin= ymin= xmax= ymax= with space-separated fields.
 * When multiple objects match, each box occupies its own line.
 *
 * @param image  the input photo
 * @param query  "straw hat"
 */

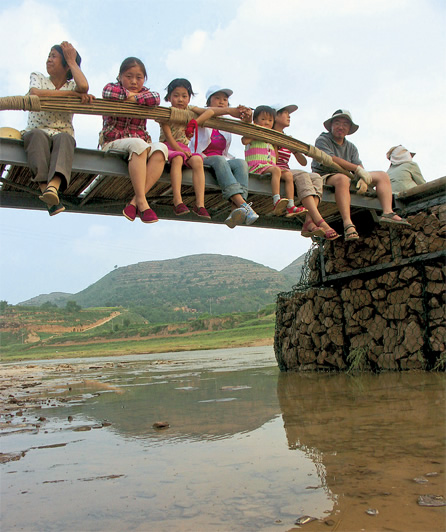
xmin=0 ymin=127 xmax=22 ymax=140
xmin=324 ymin=109 xmax=359 ymax=134
xmin=271 ymin=104 xmax=298 ymax=114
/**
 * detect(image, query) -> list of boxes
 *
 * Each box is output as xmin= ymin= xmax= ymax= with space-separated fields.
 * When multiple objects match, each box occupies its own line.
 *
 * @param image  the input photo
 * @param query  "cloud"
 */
xmin=1 ymin=0 xmax=444 ymax=305
xmin=162 ymin=0 xmax=445 ymax=179
xmin=0 ymin=0 xmax=76 ymax=94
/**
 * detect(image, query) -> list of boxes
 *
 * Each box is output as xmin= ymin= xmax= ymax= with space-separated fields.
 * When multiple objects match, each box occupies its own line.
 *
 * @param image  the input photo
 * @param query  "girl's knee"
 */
xmin=171 ymin=155 xmax=183 ymax=165
xmin=131 ymin=151 xmax=148 ymax=164
xmin=190 ymin=156 xmax=203 ymax=167
xmin=148 ymin=149 xmax=165 ymax=162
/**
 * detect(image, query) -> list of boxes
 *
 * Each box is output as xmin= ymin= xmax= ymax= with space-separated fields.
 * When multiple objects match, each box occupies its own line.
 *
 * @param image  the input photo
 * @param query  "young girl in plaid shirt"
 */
xmin=100 ymin=57 xmax=168 ymax=223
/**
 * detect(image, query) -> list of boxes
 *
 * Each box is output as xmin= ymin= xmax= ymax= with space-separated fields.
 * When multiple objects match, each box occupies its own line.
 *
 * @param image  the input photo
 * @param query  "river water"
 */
xmin=1 ymin=346 xmax=445 ymax=531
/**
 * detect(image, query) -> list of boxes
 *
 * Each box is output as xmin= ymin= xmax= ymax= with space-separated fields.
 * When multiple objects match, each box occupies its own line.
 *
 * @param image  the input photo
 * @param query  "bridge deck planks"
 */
xmin=2 ymin=138 xmax=441 ymax=231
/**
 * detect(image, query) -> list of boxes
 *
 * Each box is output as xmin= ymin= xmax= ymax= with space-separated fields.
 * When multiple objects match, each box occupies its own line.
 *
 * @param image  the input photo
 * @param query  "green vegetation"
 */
xmin=0 ymin=303 xmax=275 ymax=362
xmin=1 ymin=253 xmax=301 ymax=362
xmin=347 ymin=347 xmax=368 ymax=372
xmin=433 ymin=352 xmax=445 ymax=371
xmin=19 ymin=254 xmax=295 ymax=319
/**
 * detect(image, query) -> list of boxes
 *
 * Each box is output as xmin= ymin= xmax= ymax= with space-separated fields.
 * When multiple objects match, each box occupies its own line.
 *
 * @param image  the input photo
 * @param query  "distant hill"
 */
xmin=19 ymin=254 xmax=297 ymax=323
xmin=280 ymin=252 xmax=307 ymax=282
xmin=18 ymin=292 xmax=74 ymax=307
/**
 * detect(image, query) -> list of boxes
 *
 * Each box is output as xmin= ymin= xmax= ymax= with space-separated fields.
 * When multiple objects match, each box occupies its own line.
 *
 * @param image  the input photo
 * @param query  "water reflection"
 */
xmin=277 ymin=371 xmax=446 ymax=531
xmin=1 ymin=348 xmax=445 ymax=532
xmin=50 ymin=365 xmax=280 ymax=443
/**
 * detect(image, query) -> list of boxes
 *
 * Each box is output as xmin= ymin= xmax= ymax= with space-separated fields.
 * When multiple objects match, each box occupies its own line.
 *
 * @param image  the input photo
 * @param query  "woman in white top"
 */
xmin=23 ymin=41 xmax=93 ymax=215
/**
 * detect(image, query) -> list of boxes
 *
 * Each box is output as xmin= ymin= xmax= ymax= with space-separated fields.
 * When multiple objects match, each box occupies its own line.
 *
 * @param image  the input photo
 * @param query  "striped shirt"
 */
xmin=277 ymin=146 xmax=292 ymax=170
xmin=245 ymin=140 xmax=277 ymax=174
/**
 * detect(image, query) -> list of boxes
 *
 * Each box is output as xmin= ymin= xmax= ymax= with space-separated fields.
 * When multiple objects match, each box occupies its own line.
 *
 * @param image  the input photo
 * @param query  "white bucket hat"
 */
xmin=386 ymin=145 xmax=415 ymax=160
xmin=271 ymin=103 xmax=298 ymax=114
xmin=206 ymin=85 xmax=233 ymax=103
xmin=324 ymin=109 xmax=359 ymax=134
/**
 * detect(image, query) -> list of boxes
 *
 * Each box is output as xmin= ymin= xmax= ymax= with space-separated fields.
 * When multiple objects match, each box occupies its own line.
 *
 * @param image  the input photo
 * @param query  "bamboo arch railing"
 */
xmin=0 ymin=95 xmax=354 ymax=179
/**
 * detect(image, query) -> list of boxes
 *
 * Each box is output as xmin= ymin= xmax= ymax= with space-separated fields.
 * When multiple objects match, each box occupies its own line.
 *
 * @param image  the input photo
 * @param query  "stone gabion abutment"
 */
xmin=275 ymin=204 xmax=446 ymax=372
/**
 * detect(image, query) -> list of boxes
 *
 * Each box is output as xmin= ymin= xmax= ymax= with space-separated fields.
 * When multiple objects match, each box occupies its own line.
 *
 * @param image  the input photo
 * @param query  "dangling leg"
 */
xmin=189 ymin=155 xmax=210 ymax=218
xmin=169 ymin=155 xmax=190 ymax=215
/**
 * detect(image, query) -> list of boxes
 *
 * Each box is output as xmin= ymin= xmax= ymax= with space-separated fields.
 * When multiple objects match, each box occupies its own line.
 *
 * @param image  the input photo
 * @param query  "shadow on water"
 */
xmin=1 ymin=347 xmax=445 ymax=531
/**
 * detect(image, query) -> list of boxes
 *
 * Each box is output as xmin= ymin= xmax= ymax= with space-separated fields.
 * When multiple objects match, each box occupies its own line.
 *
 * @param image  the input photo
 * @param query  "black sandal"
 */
xmin=344 ymin=223 xmax=359 ymax=241
xmin=378 ymin=212 xmax=411 ymax=227
xmin=39 ymin=185 xmax=60 ymax=207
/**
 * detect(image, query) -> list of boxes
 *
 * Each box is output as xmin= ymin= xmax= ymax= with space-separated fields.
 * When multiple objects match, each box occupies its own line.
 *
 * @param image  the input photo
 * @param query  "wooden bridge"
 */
xmin=0 ymin=135 xmax=425 ymax=232
xmin=2 ymin=96 xmax=443 ymax=232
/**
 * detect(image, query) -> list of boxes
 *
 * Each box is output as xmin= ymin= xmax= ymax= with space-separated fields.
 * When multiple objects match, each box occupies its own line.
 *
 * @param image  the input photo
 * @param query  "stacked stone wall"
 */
xmin=275 ymin=204 xmax=446 ymax=372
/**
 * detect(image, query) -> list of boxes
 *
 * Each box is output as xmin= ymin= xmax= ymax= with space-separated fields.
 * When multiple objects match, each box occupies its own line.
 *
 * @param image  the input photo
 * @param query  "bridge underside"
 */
xmin=1 ymin=138 xmax=441 ymax=231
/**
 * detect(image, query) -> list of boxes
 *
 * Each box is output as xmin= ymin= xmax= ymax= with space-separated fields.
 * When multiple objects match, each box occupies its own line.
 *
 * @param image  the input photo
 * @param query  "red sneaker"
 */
xmin=173 ymin=202 xmax=190 ymax=215
xmin=193 ymin=205 xmax=211 ymax=219
xmin=139 ymin=208 xmax=158 ymax=223
xmin=123 ymin=203 xmax=137 ymax=221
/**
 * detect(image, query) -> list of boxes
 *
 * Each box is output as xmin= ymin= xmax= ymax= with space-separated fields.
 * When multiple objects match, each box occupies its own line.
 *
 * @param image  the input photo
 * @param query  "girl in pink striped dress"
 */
xmin=242 ymin=106 xmax=307 ymax=217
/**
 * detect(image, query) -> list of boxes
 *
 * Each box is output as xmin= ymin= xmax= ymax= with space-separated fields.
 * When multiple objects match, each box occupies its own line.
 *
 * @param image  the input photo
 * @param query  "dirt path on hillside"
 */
xmin=80 ymin=311 xmax=121 ymax=331
xmin=35 ymin=312 xmax=122 ymax=341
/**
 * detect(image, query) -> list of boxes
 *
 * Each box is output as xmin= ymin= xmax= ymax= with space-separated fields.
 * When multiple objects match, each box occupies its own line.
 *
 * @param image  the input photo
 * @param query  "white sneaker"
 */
xmin=242 ymin=202 xmax=259 ymax=225
xmin=224 ymin=207 xmax=247 ymax=228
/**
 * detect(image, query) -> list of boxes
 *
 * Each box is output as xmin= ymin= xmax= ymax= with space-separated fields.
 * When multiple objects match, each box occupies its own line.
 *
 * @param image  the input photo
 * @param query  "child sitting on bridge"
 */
xmin=242 ymin=106 xmax=307 ymax=218
xmin=159 ymin=78 xmax=214 ymax=219
xmin=100 ymin=57 xmax=168 ymax=224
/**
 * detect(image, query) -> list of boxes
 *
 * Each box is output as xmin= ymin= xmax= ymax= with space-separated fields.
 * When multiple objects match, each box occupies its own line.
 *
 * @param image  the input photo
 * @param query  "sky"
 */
xmin=0 ymin=0 xmax=445 ymax=305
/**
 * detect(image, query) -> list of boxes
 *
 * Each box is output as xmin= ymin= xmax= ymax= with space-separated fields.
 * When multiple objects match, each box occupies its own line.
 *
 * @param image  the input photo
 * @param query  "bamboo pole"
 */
xmin=0 ymin=95 xmax=354 ymax=178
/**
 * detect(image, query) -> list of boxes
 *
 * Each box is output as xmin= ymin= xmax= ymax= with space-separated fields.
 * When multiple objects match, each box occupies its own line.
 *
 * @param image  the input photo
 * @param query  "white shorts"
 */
xmin=102 ymin=138 xmax=168 ymax=162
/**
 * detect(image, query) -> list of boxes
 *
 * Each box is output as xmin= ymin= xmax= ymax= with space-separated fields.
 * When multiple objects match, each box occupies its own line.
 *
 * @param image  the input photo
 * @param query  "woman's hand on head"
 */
xmin=60 ymin=41 xmax=78 ymax=65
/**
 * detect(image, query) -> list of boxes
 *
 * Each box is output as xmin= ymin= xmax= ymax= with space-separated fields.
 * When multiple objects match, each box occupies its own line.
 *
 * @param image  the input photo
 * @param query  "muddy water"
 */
xmin=1 ymin=346 xmax=445 ymax=532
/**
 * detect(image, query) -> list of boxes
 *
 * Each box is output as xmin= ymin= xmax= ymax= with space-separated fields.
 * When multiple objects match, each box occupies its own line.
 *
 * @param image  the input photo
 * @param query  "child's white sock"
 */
xmin=287 ymin=199 xmax=295 ymax=208
xmin=273 ymin=194 xmax=280 ymax=205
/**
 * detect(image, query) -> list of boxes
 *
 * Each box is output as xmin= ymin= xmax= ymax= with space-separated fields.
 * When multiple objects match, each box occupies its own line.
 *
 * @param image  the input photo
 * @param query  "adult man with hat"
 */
xmin=312 ymin=109 xmax=410 ymax=240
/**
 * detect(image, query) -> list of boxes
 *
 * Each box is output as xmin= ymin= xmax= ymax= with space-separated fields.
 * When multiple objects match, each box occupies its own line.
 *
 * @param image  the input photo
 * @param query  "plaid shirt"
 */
xmin=100 ymin=82 xmax=160 ymax=145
